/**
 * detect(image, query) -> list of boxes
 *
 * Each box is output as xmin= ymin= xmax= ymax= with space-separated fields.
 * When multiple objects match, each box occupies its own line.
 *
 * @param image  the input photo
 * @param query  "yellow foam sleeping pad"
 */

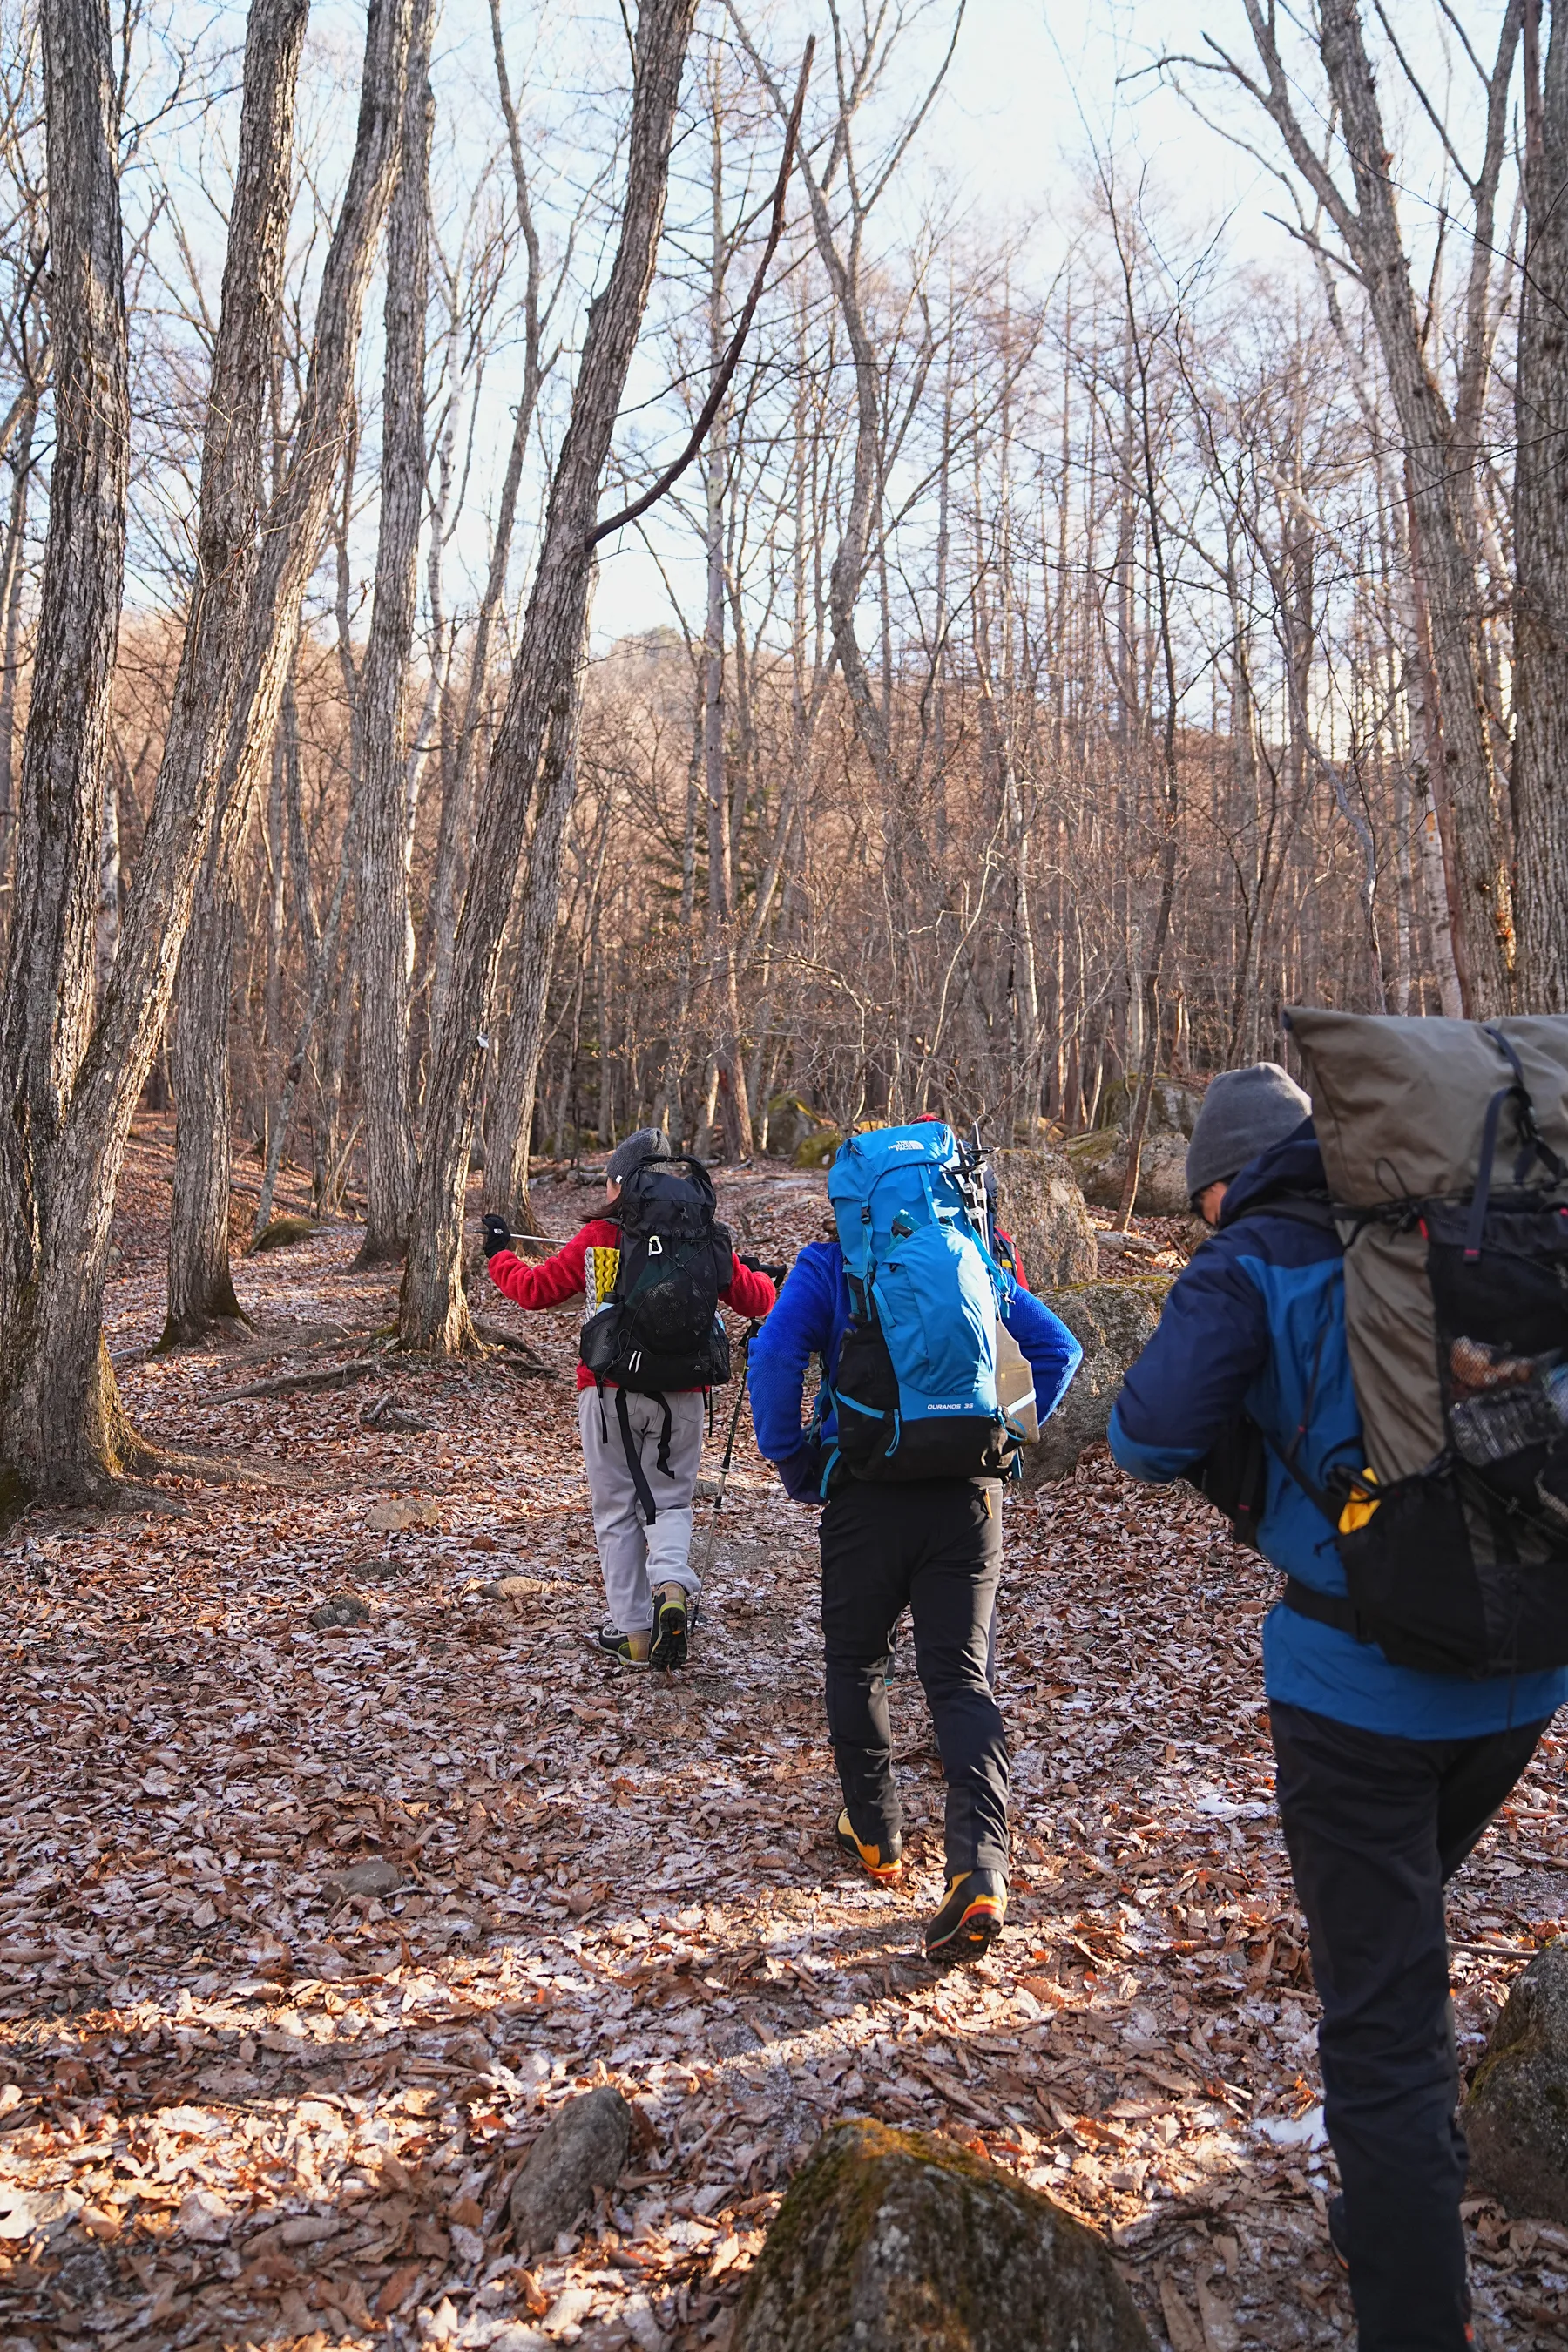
xmin=585 ymin=1246 xmax=621 ymax=1317
xmin=1338 ymin=1470 xmax=1382 ymax=1535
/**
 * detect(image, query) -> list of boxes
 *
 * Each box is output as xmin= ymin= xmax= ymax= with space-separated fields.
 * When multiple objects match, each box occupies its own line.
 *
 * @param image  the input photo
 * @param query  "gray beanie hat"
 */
xmin=1185 ymin=1063 xmax=1312 ymax=1201
xmin=606 ymin=1125 xmax=672 ymax=1184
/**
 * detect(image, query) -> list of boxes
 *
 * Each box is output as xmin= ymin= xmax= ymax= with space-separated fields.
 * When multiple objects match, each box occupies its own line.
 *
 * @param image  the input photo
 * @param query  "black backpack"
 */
xmin=578 ymin=1156 xmax=733 ymax=1523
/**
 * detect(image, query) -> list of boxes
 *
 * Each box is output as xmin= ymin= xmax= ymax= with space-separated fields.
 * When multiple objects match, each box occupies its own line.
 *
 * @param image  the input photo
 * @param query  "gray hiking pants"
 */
xmin=578 ymin=1384 xmax=706 ymax=1633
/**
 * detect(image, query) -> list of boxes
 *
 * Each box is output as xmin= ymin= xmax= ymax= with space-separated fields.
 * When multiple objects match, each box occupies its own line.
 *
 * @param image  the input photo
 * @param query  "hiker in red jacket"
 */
xmin=482 ymin=1130 xmax=776 ymax=1670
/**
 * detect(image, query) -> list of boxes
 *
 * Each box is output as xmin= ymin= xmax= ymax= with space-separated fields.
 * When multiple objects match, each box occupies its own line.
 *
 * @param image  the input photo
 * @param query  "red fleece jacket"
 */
xmin=486 ymin=1219 xmax=777 ymax=1390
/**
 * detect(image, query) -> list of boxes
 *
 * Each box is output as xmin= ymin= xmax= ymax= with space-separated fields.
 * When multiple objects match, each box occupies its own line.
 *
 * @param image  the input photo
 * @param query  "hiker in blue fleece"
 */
xmin=1110 ymin=1062 xmax=1568 ymax=2352
xmin=749 ymin=1221 xmax=1079 ymax=1959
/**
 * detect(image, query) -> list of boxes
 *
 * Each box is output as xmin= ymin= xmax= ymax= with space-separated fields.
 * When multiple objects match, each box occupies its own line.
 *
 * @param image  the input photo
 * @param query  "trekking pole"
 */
xmin=695 ymin=1321 xmax=760 ymax=1593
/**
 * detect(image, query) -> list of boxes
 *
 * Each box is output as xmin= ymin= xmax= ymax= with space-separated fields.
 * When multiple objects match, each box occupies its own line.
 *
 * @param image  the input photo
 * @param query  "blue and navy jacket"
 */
xmin=749 ymin=1240 xmax=1082 ymax=1479
xmin=1109 ymin=1125 xmax=1568 ymax=1737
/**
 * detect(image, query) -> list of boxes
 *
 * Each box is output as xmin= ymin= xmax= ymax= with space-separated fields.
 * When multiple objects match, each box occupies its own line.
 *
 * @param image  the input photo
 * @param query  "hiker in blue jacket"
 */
xmin=1110 ymin=1062 xmax=1568 ymax=2352
xmin=748 ymin=1193 xmax=1080 ymax=1961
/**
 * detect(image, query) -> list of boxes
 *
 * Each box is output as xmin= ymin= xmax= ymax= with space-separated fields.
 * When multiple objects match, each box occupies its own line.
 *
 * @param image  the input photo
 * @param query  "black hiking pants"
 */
xmin=1270 ymin=1700 xmax=1548 ymax=2352
xmin=819 ymin=1476 xmax=1007 ymax=1879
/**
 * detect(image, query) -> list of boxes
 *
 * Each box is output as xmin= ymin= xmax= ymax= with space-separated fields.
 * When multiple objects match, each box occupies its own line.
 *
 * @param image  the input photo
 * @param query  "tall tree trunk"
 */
xmin=164 ymin=0 xmax=412 ymax=1341
xmin=401 ymin=0 xmax=700 ymax=1352
xmin=1514 ymin=0 xmax=1568 ymax=1009
xmin=357 ymin=0 xmax=435 ymax=1264
xmin=409 ymin=0 xmax=551 ymax=1080
xmin=0 ymin=0 xmax=129 ymax=1499
xmin=163 ymin=857 xmax=246 ymax=1342
xmin=1269 ymin=0 xmax=1519 ymax=1009
xmin=480 ymin=635 xmax=588 ymax=1227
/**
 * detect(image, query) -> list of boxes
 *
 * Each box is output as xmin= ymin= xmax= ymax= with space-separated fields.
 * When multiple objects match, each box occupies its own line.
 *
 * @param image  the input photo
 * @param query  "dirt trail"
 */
xmin=2 ymin=1133 xmax=1565 ymax=2349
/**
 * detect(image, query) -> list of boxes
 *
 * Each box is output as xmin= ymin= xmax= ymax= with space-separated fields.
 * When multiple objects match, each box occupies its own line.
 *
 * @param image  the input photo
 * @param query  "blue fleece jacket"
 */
xmin=1108 ymin=1124 xmax=1568 ymax=1738
xmin=748 ymin=1238 xmax=1082 ymax=1477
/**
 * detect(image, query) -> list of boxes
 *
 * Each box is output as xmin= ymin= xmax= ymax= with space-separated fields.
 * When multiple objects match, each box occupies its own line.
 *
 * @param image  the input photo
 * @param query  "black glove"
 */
xmin=775 ymin=1443 xmax=826 ymax=1504
xmin=740 ymin=1252 xmax=789 ymax=1286
xmin=481 ymin=1214 xmax=512 ymax=1262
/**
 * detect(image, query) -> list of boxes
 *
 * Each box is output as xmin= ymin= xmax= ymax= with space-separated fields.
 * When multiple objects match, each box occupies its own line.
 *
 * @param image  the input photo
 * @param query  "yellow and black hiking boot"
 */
xmin=649 ymin=1582 xmax=689 ymax=1670
xmin=924 ymin=1869 xmax=1007 ymax=1961
xmin=595 ymin=1625 xmax=650 ymax=1669
xmin=836 ymin=1809 xmax=903 ymax=1883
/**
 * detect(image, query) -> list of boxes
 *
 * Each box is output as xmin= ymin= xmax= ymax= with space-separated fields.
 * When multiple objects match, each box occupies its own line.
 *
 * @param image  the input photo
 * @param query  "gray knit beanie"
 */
xmin=606 ymin=1126 xmax=672 ymax=1184
xmin=1185 ymin=1063 xmax=1312 ymax=1202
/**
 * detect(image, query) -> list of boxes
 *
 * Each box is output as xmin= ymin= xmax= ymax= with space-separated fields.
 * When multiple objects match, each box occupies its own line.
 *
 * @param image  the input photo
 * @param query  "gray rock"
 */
xmin=325 ymin=1856 xmax=402 ymax=1900
xmin=1064 ymin=1128 xmax=1192 ymax=1218
xmin=1022 ymin=1279 xmax=1170 ymax=1489
xmin=730 ymin=2118 xmax=1150 ymax=2352
xmin=509 ymin=2085 xmax=631 ymax=2258
xmin=1096 ymin=1076 xmax=1204 ymax=1139
xmin=1464 ymin=1941 xmax=1568 ymax=2220
xmin=990 ymin=1148 xmax=1097 ymax=1288
xmin=309 ymin=1594 xmax=371 ymax=1629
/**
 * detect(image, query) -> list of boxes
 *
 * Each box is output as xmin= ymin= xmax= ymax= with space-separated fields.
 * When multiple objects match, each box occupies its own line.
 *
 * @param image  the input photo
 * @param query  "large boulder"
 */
xmin=509 ymin=2086 xmax=631 ymax=2257
xmin=1463 ymin=1943 xmax=1568 ymax=2220
xmin=1063 ymin=1128 xmax=1191 ymax=1218
xmin=1096 ymin=1076 xmax=1203 ymax=1139
xmin=730 ymin=2119 xmax=1149 ymax=2352
xmin=990 ymin=1147 xmax=1097 ymax=1288
xmin=1022 ymin=1278 xmax=1169 ymax=1488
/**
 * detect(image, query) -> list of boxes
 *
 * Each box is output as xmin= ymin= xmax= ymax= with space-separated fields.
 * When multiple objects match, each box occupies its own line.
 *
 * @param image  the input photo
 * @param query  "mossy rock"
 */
xmin=1463 ymin=1941 xmax=1568 ymax=2220
xmin=731 ymin=2118 xmax=1149 ymax=2351
xmin=250 ymin=1215 xmax=320 ymax=1254
xmin=767 ymin=1095 xmax=824 ymax=1159
xmin=1022 ymin=1277 xmax=1171 ymax=1489
xmin=795 ymin=1129 xmax=842 ymax=1169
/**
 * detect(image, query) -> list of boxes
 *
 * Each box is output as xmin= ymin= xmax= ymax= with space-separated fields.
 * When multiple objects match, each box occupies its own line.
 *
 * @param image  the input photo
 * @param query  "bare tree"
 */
xmin=400 ymin=0 xmax=701 ymax=1352
xmin=356 ymin=0 xmax=436 ymax=1265
xmin=1514 ymin=0 xmax=1568 ymax=1008
xmin=163 ymin=0 xmax=413 ymax=1342
xmin=1170 ymin=0 xmax=1522 ymax=1012
xmin=0 ymin=0 xmax=308 ymax=1498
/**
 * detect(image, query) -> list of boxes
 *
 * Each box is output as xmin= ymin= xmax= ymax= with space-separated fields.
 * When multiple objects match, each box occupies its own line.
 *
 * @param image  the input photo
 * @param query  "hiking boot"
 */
xmin=595 ymin=1624 xmax=650 ymax=1668
xmin=924 ymin=1869 xmax=1007 ymax=1961
xmin=649 ymin=1582 xmax=689 ymax=1670
xmin=1327 ymin=2192 xmax=1348 ymax=2273
xmin=836 ymin=1809 xmax=903 ymax=1883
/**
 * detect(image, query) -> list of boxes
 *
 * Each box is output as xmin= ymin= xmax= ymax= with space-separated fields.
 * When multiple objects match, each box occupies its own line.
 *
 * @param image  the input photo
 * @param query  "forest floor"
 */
xmin=3 ymin=1120 xmax=1568 ymax=2352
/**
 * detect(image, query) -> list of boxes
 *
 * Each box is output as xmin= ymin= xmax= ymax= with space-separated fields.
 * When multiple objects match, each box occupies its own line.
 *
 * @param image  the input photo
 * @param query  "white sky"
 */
xmin=124 ymin=1 xmax=1504 ymax=645
xmin=588 ymin=0 xmax=1308 ymax=642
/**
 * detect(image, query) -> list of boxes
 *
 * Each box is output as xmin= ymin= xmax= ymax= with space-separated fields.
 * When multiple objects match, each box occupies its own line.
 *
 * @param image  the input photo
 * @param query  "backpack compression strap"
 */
xmin=1464 ymin=1028 xmax=1568 ymax=1260
xmin=612 ymin=1382 xmax=673 ymax=1525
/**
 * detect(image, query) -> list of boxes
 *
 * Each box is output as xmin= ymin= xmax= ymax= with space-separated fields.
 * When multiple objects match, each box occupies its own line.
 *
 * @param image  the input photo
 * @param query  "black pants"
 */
xmin=1271 ymin=1700 xmax=1547 ymax=2352
xmin=819 ymin=1476 xmax=1007 ymax=1878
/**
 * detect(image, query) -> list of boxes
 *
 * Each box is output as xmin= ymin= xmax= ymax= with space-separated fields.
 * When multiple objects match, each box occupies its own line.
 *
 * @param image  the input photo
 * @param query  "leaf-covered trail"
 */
xmin=3 ymin=1136 xmax=1567 ymax=2350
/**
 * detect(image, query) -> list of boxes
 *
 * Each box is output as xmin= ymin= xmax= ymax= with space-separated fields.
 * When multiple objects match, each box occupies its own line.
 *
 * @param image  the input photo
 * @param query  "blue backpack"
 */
xmin=823 ymin=1123 xmax=1021 ymax=1483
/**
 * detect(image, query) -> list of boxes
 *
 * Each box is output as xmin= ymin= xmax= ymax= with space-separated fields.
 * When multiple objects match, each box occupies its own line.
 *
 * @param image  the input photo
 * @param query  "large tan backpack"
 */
xmin=1284 ymin=1009 xmax=1568 ymax=1675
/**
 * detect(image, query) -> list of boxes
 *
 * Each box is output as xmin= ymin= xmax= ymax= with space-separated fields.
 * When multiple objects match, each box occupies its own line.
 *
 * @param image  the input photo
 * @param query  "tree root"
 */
xmin=470 ymin=1320 xmax=553 ymax=1375
xmin=212 ymin=1355 xmax=384 ymax=1404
